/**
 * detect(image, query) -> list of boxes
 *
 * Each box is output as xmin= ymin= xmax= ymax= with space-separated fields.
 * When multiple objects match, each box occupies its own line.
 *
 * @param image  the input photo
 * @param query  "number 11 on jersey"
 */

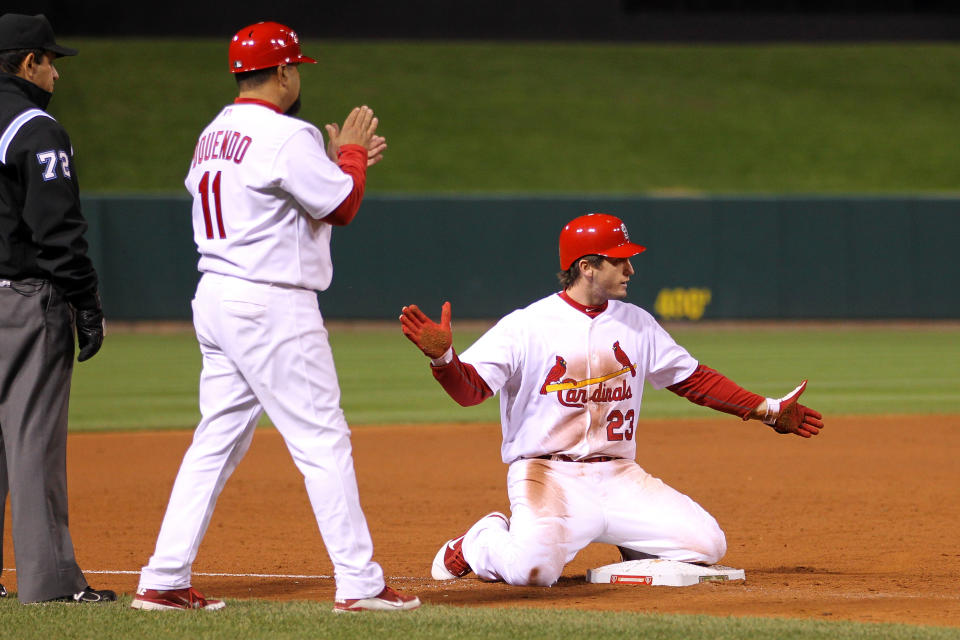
xmin=199 ymin=170 xmax=226 ymax=239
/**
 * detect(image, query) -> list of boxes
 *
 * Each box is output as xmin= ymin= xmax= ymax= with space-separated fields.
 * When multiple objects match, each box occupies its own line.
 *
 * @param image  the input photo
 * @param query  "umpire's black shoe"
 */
xmin=48 ymin=587 xmax=117 ymax=603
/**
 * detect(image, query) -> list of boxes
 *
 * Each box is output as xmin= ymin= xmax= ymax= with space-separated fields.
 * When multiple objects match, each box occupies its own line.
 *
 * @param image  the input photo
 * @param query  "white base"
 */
xmin=586 ymin=559 xmax=745 ymax=586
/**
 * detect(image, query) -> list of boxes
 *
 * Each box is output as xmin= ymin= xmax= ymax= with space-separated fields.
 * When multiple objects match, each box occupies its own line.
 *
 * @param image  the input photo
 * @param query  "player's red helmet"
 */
xmin=228 ymin=21 xmax=317 ymax=73
xmin=559 ymin=213 xmax=646 ymax=270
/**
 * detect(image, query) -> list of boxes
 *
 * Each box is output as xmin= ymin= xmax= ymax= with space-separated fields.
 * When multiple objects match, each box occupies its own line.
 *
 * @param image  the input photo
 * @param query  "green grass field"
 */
xmin=1 ymin=597 xmax=958 ymax=640
xmin=49 ymin=41 xmax=960 ymax=195
xmin=67 ymin=324 xmax=960 ymax=431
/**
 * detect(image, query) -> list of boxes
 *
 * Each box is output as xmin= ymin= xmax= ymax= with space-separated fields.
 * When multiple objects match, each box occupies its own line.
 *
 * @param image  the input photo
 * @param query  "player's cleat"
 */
xmin=45 ymin=587 xmax=117 ymax=603
xmin=131 ymin=586 xmax=225 ymax=610
xmin=0 ymin=583 xmax=6 ymax=598
xmin=431 ymin=511 xmax=508 ymax=580
xmin=332 ymin=585 xmax=420 ymax=612
xmin=432 ymin=532 xmax=470 ymax=580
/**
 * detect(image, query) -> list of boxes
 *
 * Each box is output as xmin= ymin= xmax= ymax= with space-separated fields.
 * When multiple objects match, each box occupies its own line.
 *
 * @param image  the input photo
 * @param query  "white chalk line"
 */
xmin=2 ymin=567 xmax=439 ymax=588
xmin=1 ymin=568 xmax=340 ymax=580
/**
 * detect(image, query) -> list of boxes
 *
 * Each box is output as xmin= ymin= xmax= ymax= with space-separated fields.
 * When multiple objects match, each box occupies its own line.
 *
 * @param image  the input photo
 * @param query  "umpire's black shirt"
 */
xmin=0 ymin=72 xmax=98 ymax=309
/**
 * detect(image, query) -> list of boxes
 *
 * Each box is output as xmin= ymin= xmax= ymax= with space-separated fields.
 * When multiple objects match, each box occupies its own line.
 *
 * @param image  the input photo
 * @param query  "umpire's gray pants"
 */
xmin=0 ymin=279 xmax=87 ymax=603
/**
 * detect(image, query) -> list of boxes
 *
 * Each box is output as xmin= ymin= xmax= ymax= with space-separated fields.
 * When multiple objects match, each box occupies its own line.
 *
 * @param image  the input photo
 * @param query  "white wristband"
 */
xmin=762 ymin=398 xmax=780 ymax=426
xmin=430 ymin=346 xmax=454 ymax=367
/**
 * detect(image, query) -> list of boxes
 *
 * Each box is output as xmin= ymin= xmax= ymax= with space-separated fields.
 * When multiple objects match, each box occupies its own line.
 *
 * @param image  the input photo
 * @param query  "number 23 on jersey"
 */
xmin=607 ymin=409 xmax=635 ymax=441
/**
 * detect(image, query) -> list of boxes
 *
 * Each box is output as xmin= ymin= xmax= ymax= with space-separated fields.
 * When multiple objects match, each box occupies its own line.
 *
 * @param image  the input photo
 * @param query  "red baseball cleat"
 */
xmin=131 ymin=586 xmax=225 ymax=611
xmin=333 ymin=585 xmax=420 ymax=612
xmin=431 ymin=512 xmax=507 ymax=580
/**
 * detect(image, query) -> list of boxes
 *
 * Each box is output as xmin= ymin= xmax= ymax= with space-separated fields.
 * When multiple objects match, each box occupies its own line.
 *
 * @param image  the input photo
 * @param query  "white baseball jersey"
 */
xmin=461 ymin=293 xmax=698 ymax=463
xmin=185 ymin=101 xmax=352 ymax=291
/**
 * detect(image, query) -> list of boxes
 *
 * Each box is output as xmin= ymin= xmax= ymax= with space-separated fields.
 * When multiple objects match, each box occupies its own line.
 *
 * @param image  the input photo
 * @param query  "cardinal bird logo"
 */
xmin=613 ymin=341 xmax=636 ymax=377
xmin=540 ymin=356 xmax=567 ymax=395
xmin=539 ymin=345 xmax=636 ymax=406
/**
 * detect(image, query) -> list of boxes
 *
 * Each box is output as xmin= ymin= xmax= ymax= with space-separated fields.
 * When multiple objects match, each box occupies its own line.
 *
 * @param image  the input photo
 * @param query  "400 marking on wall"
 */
xmin=653 ymin=287 xmax=712 ymax=321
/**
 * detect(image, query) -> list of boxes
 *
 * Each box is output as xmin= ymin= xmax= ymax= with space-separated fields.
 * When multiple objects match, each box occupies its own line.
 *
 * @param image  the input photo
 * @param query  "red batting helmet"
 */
xmin=228 ymin=21 xmax=317 ymax=73
xmin=558 ymin=213 xmax=646 ymax=270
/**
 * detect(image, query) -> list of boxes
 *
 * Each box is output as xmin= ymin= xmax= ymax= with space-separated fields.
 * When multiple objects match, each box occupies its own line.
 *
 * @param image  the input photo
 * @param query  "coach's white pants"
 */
xmin=463 ymin=458 xmax=726 ymax=586
xmin=139 ymin=273 xmax=385 ymax=600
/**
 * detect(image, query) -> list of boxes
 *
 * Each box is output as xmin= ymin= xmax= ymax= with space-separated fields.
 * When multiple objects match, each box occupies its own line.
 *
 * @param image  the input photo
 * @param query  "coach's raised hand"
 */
xmin=325 ymin=105 xmax=385 ymax=166
xmin=400 ymin=302 xmax=453 ymax=359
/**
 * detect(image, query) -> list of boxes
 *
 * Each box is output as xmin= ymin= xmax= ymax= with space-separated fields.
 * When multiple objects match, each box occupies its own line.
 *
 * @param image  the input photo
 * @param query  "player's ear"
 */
xmin=577 ymin=257 xmax=594 ymax=279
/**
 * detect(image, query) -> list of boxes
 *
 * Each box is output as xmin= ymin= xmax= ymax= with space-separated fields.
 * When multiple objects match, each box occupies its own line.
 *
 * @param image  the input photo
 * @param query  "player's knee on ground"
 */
xmin=652 ymin=517 xmax=726 ymax=565
xmin=682 ymin=506 xmax=727 ymax=564
xmin=686 ymin=521 xmax=727 ymax=565
xmin=701 ymin=527 xmax=727 ymax=565
xmin=500 ymin=548 xmax=565 ymax=587
xmin=503 ymin=562 xmax=564 ymax=587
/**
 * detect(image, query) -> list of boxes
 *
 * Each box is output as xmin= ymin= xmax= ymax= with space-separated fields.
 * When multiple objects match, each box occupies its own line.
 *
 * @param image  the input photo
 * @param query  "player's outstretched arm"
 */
xmin=400 ymin=302 xmax=452 ymax=359
xmin=669 ymin=367 xmax=823 ymax=438
xmin=749 ymin=380 xmax=824 ymax=438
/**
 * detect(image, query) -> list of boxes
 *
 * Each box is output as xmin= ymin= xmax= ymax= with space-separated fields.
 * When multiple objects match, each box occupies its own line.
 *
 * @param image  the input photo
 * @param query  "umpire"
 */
xmin=0 ymin=14 xmax=114 ymax=603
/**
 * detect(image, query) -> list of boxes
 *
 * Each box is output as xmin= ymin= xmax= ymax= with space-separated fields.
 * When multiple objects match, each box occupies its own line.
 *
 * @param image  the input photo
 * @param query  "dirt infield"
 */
xmin=3 ymin=415 xmax=959 ymax=628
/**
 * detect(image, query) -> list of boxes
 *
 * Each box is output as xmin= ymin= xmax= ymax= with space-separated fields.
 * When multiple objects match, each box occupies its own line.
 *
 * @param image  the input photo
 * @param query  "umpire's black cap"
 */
xmin=0 ymin=14 xmax=77 ymax=57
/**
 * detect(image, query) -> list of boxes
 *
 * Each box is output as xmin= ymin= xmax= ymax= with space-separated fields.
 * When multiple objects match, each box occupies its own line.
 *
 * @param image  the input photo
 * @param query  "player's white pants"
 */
xmin=462 ymin=458 xmax=725 ymax=587
xmin=138 ymin=273 xmax=385 ymax=600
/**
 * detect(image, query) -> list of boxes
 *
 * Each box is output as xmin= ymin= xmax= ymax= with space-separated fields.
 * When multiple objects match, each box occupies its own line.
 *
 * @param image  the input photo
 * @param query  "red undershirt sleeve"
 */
xmin=324 ymin=144 xmax=367 ymax=226
xmin=430 ymin=350 xmax=494 ymax=407
xmin=667 ymin=364 xmax=765 ymax=420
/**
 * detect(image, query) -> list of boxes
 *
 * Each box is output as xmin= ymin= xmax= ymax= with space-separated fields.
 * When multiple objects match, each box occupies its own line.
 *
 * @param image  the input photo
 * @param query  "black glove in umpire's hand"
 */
xmin=75 ymin=302 xmax=105 ymax=362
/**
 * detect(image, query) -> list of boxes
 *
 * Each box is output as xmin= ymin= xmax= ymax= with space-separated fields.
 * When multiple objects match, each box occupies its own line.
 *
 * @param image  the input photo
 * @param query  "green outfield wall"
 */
xmin=81 ymin=195 xmax=960 ymax=321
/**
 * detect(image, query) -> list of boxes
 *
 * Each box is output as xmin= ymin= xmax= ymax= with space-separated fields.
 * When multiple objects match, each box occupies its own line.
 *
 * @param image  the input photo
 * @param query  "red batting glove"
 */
xmin=763 ymin=380 xmax=824 ymax=438
xmin=400 ymin=302 xmax=453 ymax=359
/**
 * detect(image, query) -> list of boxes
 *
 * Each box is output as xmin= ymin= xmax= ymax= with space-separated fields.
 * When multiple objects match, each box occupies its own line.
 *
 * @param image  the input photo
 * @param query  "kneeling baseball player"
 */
xmin=400 ymin=213 xmax=823 ymax=587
